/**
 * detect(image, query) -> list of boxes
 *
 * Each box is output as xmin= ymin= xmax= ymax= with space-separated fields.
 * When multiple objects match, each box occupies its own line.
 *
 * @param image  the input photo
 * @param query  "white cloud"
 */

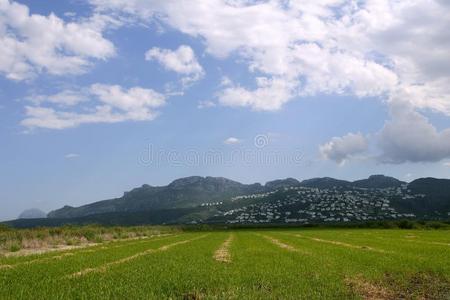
xmin=224 ymin=137 xmax=241 ymax=145
xmin=444 ymin=162 xmax=450 ymax=168
xmin=22 ymin=84 xmax=166 ymax=130
xmin=145 ymin=45 xmax=204 ymax=86
xmin=322 ymin=101 xmax=450 ymax=164
xmin=0 ymin=0 xmax=115 ymax=80
xmin=90 ymin=0 xmax=450 ymax=115
xmin=217 ymin=76 xmax=297 ymax=111
xmin=64 ymin=153 xmax=80 ymax=159
xmin=26 ymin=90 xmax=87 ymax=106
xmin=320 ymin=132 xmax=368 ymax=164
xmin=377 ymin=100 xmax=450 ymax=163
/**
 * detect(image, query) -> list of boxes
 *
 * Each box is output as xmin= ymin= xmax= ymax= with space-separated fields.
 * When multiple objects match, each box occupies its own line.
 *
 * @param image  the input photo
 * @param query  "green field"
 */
xmin=0 ymin=229 xmax=449 ymax=299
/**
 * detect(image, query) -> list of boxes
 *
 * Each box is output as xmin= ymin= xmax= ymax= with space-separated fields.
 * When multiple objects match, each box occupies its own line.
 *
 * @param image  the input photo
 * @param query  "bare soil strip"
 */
xmin=68 ymin=234 xmax=209 ymax=278
xmin=0 ymin=234 xmax=177 ymax=271
xmin=292 ymin=234 xmax=389 ymax=253
xmin=259 ymin=234 xmax=308 ymax=254
xmin=213 ymin=234 xmax=234 ymax=263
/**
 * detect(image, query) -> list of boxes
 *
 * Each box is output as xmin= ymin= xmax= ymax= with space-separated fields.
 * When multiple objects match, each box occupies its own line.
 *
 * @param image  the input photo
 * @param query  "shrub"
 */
xmin=0 ymin=224 xmax=11 ymax=232
xmin=80 ymin=229 xmax=96 ymax=241
xmin=425 ymin=222 xmax=445 ymax=229
xmin=397 ymin=220 xmax=416 ymax=229
xmin=94 ymin=236 xmax=104 ymax=243
xmin=8 ymin=241 xmax=22 ymax=252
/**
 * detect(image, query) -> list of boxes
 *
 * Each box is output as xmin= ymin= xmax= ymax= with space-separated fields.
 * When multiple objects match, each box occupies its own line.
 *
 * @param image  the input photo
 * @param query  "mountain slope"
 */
xmin=397 ymin=178 xmax=450 ymax=215
xmin=352 ymin=175 xmax=405 ymax=188
xmin=48 ymin=176 xmax=264 ymax=218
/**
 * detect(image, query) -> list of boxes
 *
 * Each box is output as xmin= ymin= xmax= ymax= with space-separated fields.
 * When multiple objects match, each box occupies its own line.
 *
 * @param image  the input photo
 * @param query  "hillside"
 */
xmin=392 ymin=178 xmax=450 ymax=216
xmin=48 ymin=176 xmax=264 ymax=219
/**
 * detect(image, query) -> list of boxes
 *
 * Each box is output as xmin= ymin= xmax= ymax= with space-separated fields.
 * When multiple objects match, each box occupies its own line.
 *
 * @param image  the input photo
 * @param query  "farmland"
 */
xmin=0 ymin=228 xmax=449 ymax=299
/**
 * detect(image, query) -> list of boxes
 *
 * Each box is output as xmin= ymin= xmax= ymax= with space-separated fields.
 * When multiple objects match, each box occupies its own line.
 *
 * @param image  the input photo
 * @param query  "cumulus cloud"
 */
xmin=377 ymin=101 xmax=450 ymax=163
xmin=145 ymin=45 xmax=204 ymax=86
xmin=218 ymin=76 xmax=297 ymax=111
xmin=21 ymin=84 xmax=166 ymax=130
xmin=320 ymin=132 xmax=368 ymax=164
xmin=0 ymin=0 xmax=115 ymax=80
xmin=223 ymin=137 xmax=241 ymax=145
xmin=89 ymin=0 xmax=450 ymax=114
xmin=322 ymin=101 xmax=450 ymax=164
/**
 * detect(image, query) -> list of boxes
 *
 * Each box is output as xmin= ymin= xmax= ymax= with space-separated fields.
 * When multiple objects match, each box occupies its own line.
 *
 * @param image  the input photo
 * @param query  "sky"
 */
xmin=0 ymin=0 xmax=449 ymax=220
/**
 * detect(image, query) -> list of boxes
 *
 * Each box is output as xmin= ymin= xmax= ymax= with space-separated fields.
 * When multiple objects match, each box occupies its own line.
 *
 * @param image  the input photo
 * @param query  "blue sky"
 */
xmin=0 ymin=0 xmax=449 ymax=220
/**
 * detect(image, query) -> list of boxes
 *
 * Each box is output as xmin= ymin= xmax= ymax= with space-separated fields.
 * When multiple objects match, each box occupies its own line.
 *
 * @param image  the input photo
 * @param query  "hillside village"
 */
xmin=209 ymin=185 xmax=421 ymax=224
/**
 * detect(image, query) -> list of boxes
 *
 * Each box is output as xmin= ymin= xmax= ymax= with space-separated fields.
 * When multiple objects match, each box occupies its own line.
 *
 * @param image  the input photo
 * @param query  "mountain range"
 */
xmin=48 ymin=175 xmax=408 ymax=219
xmin=5 ymin=175 xmax=450 ymax=227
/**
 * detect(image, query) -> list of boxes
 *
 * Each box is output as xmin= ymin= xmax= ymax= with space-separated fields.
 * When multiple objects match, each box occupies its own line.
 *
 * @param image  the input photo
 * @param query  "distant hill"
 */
xmin=299 ymin=175 xmax=405 ymax=189
xmin=352 ymin=175 xmax=405 ymax=189
xmin=265 ymin=178 xmax=300 ymax=189
xmin=299 ymin=177 xmax=352 ymax=189
xmin=397 ymin=177 xmax=450 ymax=215
xmin=18 ymin=208 xmax=47 ymax=219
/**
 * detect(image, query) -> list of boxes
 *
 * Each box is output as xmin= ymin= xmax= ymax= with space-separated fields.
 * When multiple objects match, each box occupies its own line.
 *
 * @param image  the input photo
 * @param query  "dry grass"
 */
xmin=259 ymin=234 xmax=307 ymax=253
xmin=213 ymin=234 xmax=234 ymax=263
xmin=346 ymin=275 xmax=396 ymax=300
xmin=346 ymin=272 xmax=450 ymax=300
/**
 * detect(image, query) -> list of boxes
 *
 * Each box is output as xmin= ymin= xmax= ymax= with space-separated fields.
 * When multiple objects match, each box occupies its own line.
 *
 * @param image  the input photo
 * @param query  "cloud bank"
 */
xmin=90 ymin=0 xmax=450 ymax=114
xmin=22 ymin=84 xmax=166 ymax=129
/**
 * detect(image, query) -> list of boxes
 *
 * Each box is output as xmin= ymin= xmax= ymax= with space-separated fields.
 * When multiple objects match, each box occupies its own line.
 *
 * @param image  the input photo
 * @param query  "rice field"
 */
xmin=0 ymin=229 xmax=449 ymax=299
